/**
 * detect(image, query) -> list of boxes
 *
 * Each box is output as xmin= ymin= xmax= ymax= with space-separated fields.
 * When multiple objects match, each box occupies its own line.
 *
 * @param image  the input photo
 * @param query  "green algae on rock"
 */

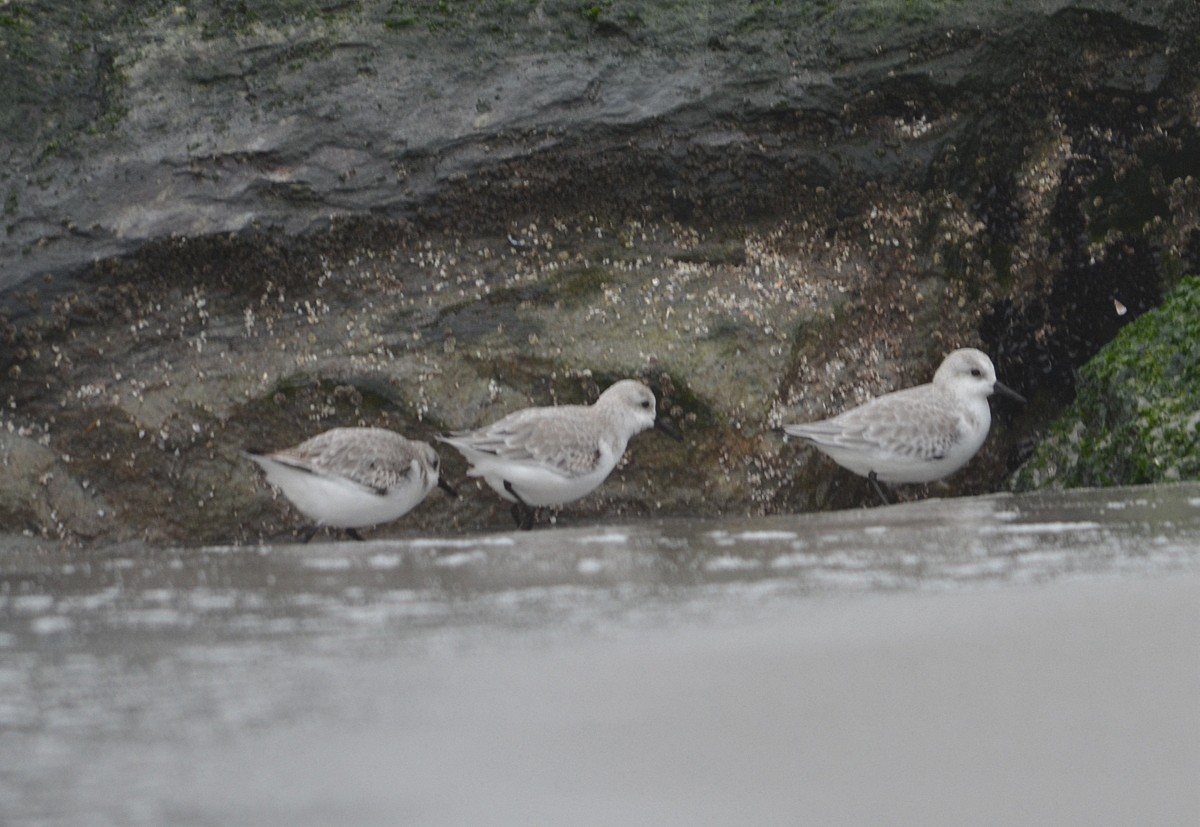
xmin=1011 ymin=276 xmax=1200 ymax=491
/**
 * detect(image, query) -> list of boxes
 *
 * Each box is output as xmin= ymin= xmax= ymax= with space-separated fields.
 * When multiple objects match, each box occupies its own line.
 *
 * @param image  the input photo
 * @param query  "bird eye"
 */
xmin=641 ymin=400 xmax=651 ymax=409
xmin=970 ymin=368 xmax=982 ymax=378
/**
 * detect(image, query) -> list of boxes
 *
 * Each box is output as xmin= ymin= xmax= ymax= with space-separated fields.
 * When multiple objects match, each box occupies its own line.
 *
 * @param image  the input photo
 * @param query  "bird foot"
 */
xmin=505 ymin=481 xmax=536 ymax=530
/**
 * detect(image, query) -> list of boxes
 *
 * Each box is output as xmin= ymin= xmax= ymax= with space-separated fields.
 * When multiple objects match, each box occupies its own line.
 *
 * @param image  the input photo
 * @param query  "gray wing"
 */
xmin=788 ymin=386 xmax=963 ymax=461
xmin=280 ymin=429 xmax=418 ymax=493
xmin=443 ymin=407 xmax=602 ymax=477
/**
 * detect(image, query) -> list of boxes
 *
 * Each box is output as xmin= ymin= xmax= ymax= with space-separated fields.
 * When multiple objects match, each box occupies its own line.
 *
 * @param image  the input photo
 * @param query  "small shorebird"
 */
xmin=439 ymin=379 xmax=681 ymax=529
xmin=782 ymin=348 xmax=1025 ymax=504
xmin=246 ymin=427 xmax=456 ymax=541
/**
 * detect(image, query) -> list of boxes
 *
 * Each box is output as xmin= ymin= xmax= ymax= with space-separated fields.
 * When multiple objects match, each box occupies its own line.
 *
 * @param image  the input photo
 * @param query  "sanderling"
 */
xmin=782 ymin=348 xmax=1025 ymax=503
xmin=439 ymin=379 xmax=681 ymax=529
xmin=246 ymin=427 xmax=457 ymax=541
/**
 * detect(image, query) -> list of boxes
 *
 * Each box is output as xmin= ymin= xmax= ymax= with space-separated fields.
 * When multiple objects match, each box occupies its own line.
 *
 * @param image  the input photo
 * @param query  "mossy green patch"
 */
xmin=1011 ymin=275 xmax=1200 ymax=491
xmin=545 ymin=265 xmax=613 ymax=307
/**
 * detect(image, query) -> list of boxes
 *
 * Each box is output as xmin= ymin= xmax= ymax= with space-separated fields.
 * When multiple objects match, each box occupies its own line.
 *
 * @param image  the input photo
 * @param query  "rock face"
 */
xmin=1011 ymin=275 xmax=1200 ymax=491
xmin=2 ymin=1 xmax=1199 ymax=543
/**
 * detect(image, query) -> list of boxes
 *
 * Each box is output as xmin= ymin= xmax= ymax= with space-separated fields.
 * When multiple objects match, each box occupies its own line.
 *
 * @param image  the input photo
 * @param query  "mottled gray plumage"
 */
xmin=783 ymin=348 xmax=1025 ymax=500
xmin=445 ymin=406 xmax=606 ymax=477
xmin=264 ymin=427 xmax=436 ymax=494
xmin=439 ymin=379 xmax=675 ymax=528
xmin=794 ymin=384 xmax=973 ymax=463
xmin=245 ymin=427 xmax=454 ymax=540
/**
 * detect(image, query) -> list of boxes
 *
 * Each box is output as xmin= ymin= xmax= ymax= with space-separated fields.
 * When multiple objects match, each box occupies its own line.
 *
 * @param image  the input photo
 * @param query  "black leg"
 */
xmin=301 ymin=525 xmax=319 ymax=544
xmin=345 ymin=528 xmax=365 ymax=542
xmin=868 ymin=471 xmax=892 ymax=506
xmin=504 ymin=481 xmax=536 ymax=531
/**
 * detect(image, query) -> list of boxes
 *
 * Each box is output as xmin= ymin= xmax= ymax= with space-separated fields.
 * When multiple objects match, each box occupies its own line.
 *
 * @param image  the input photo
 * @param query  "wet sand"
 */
xmin=4 ymin=485 xmax=1199 ymax=826
xmin=150 ymin=572 xmax=1200 ymax=827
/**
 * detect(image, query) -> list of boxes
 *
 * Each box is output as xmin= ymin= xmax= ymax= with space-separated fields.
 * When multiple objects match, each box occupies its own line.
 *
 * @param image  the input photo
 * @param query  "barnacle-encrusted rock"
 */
xmin=2 ymin=1 xmax=1199 ymax=542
